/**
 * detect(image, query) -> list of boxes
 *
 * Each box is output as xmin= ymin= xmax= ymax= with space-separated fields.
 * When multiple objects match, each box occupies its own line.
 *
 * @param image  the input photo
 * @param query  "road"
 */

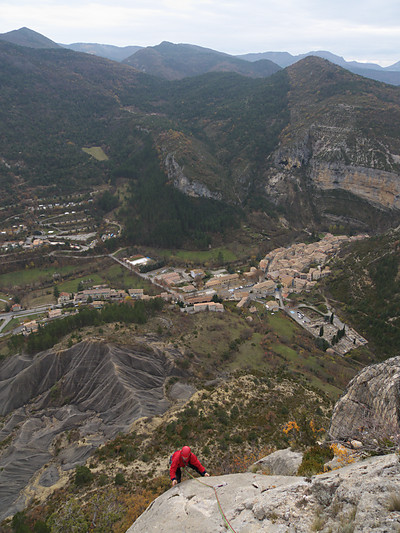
xmin=0 ymin=305 xmax=51 ymax=336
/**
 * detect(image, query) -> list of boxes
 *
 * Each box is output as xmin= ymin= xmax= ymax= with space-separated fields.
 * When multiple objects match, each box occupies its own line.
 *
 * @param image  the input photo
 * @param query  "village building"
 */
xmin=58 ymin=292 xmax=71 ymax=305
xmin=251 ymin=280 xmax=276 ymax=296
xmin=180 ymin=284 xmax=197 ymax=293
xmin=205 ymin=273 xmax=239 ymax=289
xmin=293 ymin=278 xmax=308 ymax=290
xmin=155 ymin=271 xmax=182 ymax=287
xmin=265 ymin=300 xmax=279 ymax=312
xmin=190 ymin=269 xmax=206 ymax=279
xmin=23 ymin=320 xmax=38 ymax=333
xmin=160 ymin=292 xmax=173 ymax=302
xmin=233 ymin=290 xmax=250 ymax=300
xmin=280 ymin=275 xmax=294 ymax=289
xmin=193 ymin=302 xmax=224 ymax=313
xmin=128 ymin=289 xmax=144 ymax=299
xmin=91 ymin=300 xmax=105 ymax=309
xmin=48 ymin=309 xmax=62 ymax=319
xmin=109 ymin=289 xmax=127 ymax=301
xmin=184 ymin=291 xmax=215 ymax=305
xmin=237 ymin=296 xmax=250 ymax=309
xmin=243 ymin=269 xmax=260 ymax=283
xmin=125 ymin=256 xmax=152 ymax=268
xmin=266 ymin=270 xmax=280 ymax=281
xmin=259 ymin=259 xmax=268 ymax=272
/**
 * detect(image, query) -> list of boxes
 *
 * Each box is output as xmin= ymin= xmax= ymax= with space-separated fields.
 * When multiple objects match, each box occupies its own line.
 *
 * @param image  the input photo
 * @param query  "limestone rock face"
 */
xmin=265 ymin=93 xmax=400 ymax=225
xmin=329 ymin=356 xmax=400 ymax=443
xmin=164 ymin=153 xmax=223 ymax=201
xmin=0 ymin=339 xmax=181 ymax=521
xmin=310 ymin=162 xmax=400 ymax=210
xmin=253 ymin=448 xmax=303 ymax=476
xmin=126 ymin=454 xmax=400 ymax=533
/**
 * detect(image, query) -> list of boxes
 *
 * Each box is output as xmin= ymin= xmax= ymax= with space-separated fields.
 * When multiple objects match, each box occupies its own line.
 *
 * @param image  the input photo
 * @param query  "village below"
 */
xmin=0 ymin=198 xmax=368 ymax=357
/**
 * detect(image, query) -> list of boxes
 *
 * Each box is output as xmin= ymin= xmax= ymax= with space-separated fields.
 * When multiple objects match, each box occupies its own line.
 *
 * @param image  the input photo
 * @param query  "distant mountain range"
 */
xmin=63 ymin=42 xmax=142 ymax=62
xmin=238 ymin=50 xmax=400 ymax=85
xmin=122 ymin=41 xmax=280 ymax=80
xmin=1 ymin=27 xmax=400 ymax=85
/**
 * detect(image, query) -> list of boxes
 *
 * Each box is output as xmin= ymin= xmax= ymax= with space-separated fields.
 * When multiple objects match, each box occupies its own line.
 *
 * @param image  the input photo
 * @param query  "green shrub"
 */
xmin=297 ymin=445 xmax=334 ymax=476
xmin=11 ymin=512 xmax=31 ymax=533
xmin=33 ymin=522 xmax=50 ymax=533
xmin=247 ymin=431 xmax=258 ymax=443
xmin=114 ymin=473 xmax=126 ymax=485
xmin=74 ymin=465 xmax=93 ymax=486
xmin=124 ymin=445 xmax=137 ymax=462
xmin=98 ymin=473 xmax=108 ymax=486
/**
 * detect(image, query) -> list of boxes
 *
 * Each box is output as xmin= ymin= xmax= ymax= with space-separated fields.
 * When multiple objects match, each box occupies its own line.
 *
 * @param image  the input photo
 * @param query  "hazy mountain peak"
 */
xmin=0 ymin=27 xmax=60 ymax=49
xmin=61 ymin=41 xmax=142 ymax=61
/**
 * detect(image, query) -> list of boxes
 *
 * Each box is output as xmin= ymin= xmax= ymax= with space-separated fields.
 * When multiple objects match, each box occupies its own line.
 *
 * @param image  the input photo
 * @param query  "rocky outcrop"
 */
xmin=164 ymin=153 xmax=223 ymax=201
xmin=126 ymin=454 xmax=400 ymax=532
xmin=253 ymin=448 xmax=303 ymax=476
xmin=0 ymin=339 xmax=181 ymax=521
xmin=329 ymin=356 xmax=400 ymax=444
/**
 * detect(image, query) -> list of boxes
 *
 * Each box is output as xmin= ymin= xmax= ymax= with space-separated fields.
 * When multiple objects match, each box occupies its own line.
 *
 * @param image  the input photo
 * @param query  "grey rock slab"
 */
xmin=126 ymin=473 xmax=306 ymax=533
xmin=126 ymin=454 xmax=400 ymax=533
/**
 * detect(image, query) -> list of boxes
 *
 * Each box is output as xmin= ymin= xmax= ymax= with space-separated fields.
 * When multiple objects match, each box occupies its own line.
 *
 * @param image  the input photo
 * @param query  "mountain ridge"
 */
xmin=122 ymin=41 xmax=281 ymax=80
xmin=2 ymin=27 xmax=399 ymax=85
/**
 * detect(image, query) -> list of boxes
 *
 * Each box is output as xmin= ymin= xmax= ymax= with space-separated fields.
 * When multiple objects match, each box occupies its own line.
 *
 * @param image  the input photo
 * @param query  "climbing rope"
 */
xmin=184 ymin=469 xmax=238 ymax=533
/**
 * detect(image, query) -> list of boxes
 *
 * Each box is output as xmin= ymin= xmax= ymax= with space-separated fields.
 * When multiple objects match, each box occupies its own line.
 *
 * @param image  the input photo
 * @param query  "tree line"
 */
xmin=9 ymin=299 xmax=164 ymax=355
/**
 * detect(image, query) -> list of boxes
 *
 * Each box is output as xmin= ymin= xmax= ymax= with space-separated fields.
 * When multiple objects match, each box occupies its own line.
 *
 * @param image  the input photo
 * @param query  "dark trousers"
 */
xmin=169 ymin=456 xmax=201 ymax=483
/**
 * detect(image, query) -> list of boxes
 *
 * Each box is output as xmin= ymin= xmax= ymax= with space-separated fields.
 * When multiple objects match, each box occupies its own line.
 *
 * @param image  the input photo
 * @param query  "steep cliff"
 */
xmin=329 ymin=356 xmax=400 ymax=445
xmin=264 ymin=58 xmax=400 ymax=228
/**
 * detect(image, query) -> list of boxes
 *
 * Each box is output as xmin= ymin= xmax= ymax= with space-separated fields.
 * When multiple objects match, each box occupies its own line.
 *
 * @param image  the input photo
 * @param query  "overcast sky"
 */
xmin=1 ymin=0 xmax=399 ymax=66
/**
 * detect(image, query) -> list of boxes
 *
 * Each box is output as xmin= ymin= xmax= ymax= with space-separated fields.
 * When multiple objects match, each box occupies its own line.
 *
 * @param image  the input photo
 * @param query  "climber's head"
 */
xmin=181 ymin=446 xmax=191 ymax=462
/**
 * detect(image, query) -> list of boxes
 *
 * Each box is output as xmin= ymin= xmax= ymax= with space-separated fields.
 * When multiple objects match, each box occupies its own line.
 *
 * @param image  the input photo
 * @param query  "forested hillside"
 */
xmin=322 ymin=228 xmax=400 ymax=359
xmin=1 ymin=40 xmax=400 ymax=247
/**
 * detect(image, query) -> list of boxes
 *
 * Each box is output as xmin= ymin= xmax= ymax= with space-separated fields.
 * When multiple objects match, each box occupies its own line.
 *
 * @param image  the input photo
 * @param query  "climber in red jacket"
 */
xmin=169 ymin=446 xmax=210 ymax=486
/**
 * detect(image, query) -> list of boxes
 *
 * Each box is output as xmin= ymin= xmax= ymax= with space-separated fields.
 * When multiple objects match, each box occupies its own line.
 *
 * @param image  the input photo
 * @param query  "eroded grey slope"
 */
xmin=0 ymin=339 xmax=181 ymax=520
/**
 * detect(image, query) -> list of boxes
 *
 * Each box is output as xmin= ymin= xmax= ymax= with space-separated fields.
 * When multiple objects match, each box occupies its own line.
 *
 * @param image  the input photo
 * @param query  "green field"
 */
xmin=2 ymin=313 xmax=47 ymax=333
xmin=229 ymin=333 xmax=266 ymax=371
xmin=1 ymin=258 xmax=161 ymax=308
xmin=0 ymin=293 xmax=9 ymax=311
xmin=57 ymin=274 xmax=105 ymax=294
xmin=82 ymin=146 xmax=109 ymax=161
xmin=268 ymin=312 xmax=297 ymax=341
xmin=0 ymin=265 xmax=77 ymax=289
xmin=55 ymin=264 xmax=159 ymax=295
xmin=139 ymin=246 xmax=239 ymax=264
xmin=2 ymin=317 xmax=21 ymax=333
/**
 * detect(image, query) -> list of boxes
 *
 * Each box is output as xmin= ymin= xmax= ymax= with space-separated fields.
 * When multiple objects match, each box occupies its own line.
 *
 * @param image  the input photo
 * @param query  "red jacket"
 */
xmin=169 ymin=450 xmax=206 ymax=480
